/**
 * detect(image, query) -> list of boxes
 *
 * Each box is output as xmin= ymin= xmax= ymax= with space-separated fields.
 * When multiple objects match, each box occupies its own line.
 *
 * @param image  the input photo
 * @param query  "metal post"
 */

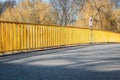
xmin=89 ymin=17 xmax=93 ymax=44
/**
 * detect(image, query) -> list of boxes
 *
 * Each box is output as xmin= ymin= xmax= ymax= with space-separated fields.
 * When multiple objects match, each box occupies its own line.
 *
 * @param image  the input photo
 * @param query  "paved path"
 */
xmin=0 ymin=44 xmax=120 ymax=80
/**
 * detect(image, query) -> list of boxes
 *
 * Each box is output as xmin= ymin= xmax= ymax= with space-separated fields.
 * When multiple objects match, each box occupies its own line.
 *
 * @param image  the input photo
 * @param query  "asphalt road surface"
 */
xmin=0 ymin=44 xmax=120 ymax=80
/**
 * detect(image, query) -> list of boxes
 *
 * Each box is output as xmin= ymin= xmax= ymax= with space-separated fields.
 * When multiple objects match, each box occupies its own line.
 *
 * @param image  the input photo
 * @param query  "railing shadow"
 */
xmin=0 ymin=44 xmax=120 ymax=80
xmin=0 ymin=59 xmax=120 ymax=80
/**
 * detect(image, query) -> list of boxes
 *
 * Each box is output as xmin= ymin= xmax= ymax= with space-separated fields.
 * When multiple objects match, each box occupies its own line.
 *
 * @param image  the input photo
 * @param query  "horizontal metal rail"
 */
xmin=0 ymin=21 xmax=120 ymax=55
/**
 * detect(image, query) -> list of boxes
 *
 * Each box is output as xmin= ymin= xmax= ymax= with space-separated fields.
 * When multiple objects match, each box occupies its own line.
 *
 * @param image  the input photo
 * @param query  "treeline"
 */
xmin=0 ymin=0 xmax=16 ymax=15
xmin=75 ymin=0 xmax=120 ymax=32
xmin=0 ymin=0 xmax=120 ymax=32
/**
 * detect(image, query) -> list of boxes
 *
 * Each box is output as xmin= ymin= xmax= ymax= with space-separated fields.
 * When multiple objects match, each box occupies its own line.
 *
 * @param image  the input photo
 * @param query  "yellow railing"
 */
xmin=0 ymin=21 xmax=120 ymax=55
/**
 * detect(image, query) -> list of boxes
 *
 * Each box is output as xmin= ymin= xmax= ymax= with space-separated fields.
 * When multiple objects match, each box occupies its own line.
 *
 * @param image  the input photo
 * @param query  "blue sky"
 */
xmin=0 ymin=0 xmax=4 ymax=1
xmin=43 ymin=0 xmax=50 ymax=2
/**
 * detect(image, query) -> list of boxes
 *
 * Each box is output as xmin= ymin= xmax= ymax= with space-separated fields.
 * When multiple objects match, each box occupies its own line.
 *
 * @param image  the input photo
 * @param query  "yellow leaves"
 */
xmin=0 ymin=0 xmax=120 ymax=32
xmin=0 ymin=0 xmax=53 ymax=24
xmin=74 ymin=0 xmax=120 ymax=32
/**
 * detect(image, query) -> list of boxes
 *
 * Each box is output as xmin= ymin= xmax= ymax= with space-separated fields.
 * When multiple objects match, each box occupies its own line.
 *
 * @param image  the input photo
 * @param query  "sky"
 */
xmin=0 ymin=0 xmax=50 ymax=2
xmin=0 ymin=0 xmax=119 ymax=6
xmin=43 ymin=0 xmax=50 ymax=2
xmin=0 ymin=0 xmax=5 ymax=2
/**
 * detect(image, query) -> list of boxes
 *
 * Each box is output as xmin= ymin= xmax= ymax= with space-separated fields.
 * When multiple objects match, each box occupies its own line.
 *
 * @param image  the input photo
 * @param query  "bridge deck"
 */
xmin=0 ymin=44 xmax=120 ymax=80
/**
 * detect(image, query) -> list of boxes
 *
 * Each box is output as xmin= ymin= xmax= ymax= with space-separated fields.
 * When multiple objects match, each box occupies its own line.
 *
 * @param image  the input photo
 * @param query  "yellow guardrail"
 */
xmin=0 ymin=21 xmax=120 ymax=55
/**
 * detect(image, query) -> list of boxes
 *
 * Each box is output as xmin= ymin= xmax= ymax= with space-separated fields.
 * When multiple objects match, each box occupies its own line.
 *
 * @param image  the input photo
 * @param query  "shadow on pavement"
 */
xmin=0 ymin=61 xmax=120 ymax=80
xmin=0 ymin=45 xmax=91 ymax=62
xmin=0 ymin=44 xmax=120 ymax=80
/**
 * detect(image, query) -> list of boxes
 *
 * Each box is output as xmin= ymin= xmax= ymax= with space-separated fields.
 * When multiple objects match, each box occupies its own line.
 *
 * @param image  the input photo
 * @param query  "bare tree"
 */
xmin=0 ymin=2 xmax=3 ymax=15
xmin=0 ymin=0 xmax=16 ymax=15
xmin=110 ymin=0 xmax=120 ymax=8
xmin=76 ymin=0 xmax=120 ymax=32
xmin=0 ymin=0 xmax=16 ymax=20
xmin=50 ymin=0 xmax=86 ymax=26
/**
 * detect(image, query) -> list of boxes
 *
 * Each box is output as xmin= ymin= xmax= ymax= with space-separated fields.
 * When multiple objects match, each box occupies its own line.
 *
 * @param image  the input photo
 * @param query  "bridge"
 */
xmin=0 ymin=21 xmax=120 ymax=80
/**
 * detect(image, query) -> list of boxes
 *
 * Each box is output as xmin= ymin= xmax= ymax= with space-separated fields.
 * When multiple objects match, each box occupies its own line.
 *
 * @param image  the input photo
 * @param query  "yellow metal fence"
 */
xmin=0 ymin=21 xmax=120 ymax=54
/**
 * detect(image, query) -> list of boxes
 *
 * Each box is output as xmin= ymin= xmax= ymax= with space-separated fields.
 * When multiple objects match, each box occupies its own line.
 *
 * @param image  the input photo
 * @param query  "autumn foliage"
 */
xmin=0 ymin=0 xmax=54 ymax=25
xmin=0 ymin=0 xmax=120 ymax=32
xmin=74 ymin=0 xmax=120 ymax=32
